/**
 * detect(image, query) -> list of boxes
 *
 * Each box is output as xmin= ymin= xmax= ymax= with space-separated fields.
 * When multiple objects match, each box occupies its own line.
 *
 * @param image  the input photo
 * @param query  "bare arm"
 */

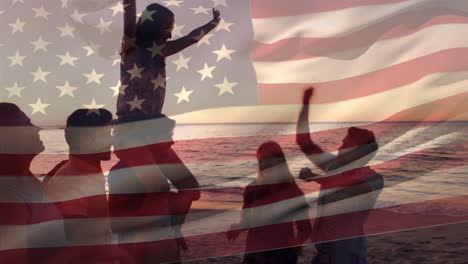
xmin=163 ymin=8 xmax=220 ymax=57
xmin=296 ymin=88 xmax=337 ymax=171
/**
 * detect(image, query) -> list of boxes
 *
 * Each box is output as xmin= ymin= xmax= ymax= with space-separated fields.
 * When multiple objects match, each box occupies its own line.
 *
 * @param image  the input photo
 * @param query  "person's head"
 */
xmin=0 ymin=103 xmax=44 ymax=173
xmin=337 ymin=127 xmax=378 ymax=167
xmin=256 ymin=141 xmax=293 ymax=184
xmin=64 ymin=109 xmax=113 ymax=161
xmin=113 ymin=114 xmax=176 ymax=161
xmin=136 ymin=3 xmax=174 ymax=46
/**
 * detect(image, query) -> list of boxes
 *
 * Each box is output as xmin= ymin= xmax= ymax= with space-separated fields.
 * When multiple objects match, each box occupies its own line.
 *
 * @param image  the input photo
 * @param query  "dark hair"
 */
xmin=256 ymin=141 xmax=294 ymax=184
xmin=65 ymin=108 xmax=113 ymax=151
xmin=0 ymin=102 xmax=32 ymax=126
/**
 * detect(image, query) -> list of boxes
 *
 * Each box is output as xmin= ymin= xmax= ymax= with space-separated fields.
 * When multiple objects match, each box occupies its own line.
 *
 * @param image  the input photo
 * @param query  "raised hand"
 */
xmin=212 ymin=8 xmax=221 ymax=23
xmin=302 ymin=87 xmax=314 ymax=105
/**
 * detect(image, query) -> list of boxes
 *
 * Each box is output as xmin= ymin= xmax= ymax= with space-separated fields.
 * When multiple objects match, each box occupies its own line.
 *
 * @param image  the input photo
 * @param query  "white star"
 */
xmin=174 ymin=86 xmax=193 ymax=104
xmin=212 ymin=0 xmax=228 ymax=7
xmin=0 ymin=10 xmax=4 ymax=15
xmin=83 ymin=69 xmax=104 ymax=84
xmin=140 ymin=9 xmax=156 ymax=23
xmin=82 ymin=99 xmax=105 ymax=115
xmin=9 ymin=18 xmax=26 ymax=34
xmin=83 ymin=42 xmax=101 ymax=56
xmin=216 ymin=18 xmax=233 ymax=32
xmin=11 ymin=0 xmax=24 ymax=5
xmin=191 ymin=6 xmax=210 ymax=15
xmin=162 ymin=0 xmax=183 ymax=7
xmin=213 ymin=44 xmax=236 ymax=61
xmin=124 ymin=36 xmax=136 ymax=49
xmin=57 ymin=51 xmax=78 ymax=66
xmin=127 ymin=95 xmax=145 ymax=111
xmin=58 ymin=23 xmax=75 ymax=38
xmin=197 ymin=63 xmax=216 ymax=81
xmin=192 ymin=30 xmax=214 ymax=47
xmin=5 ymin=82 xmax=25 ymax=98
xmin=61 ymin=0 xmax=69 ymax=8
xmin=95 ymin=18 xmax=112 ymax=35
xmin=31 ymin=36 xmax=52 ymax=52
xmin=171 ymin=24 xmax=185 ymax=39
xmin=215 ymin=77 xmax=238 ymax=95
xmin=30 ymin=67 xmax=50 ymax=83
xmin=151 ymin=74 xmax=166 ymax=90
xmin=109 ymin=1 xmax=126 ymax=16
xmin=147 ymin=42 xmax=164 ymax=58
xmin=70 ymin=9 xmax=86 ymax=24
xmin=56 ymin=81 xmax=78 ymax=97
xmin=109 ymin=49 xmax=121 ymax=66
xmin=127 ymin=64 xmax=144 ymax=80
xmin=8 ymin=50 xmax=26 ymax=67
xmin=29 ymin=98 xmax=50 ymax=115
xmin=109 ymin=81 xmax=127 ymax=97
xmin=172 ymin=54 xmax=191 ymax=71
xmin=32 ymin=5 xmax=52 ymax=20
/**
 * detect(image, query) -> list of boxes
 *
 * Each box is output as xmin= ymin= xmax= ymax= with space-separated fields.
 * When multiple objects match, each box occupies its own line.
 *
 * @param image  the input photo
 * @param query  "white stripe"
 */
xmin=252 ymin=0 xmax=468 ymax=43
xmin=254 ymin=24 xmax=468 ymax=83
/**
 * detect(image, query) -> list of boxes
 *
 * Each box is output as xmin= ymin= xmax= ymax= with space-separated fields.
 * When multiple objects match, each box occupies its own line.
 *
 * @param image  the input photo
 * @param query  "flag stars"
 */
xmin=172 ymin=24 xmax=185 ymax=38
xmin=29 ymin=98 xmax=50 ymax=115
xmin=197 ymin=63 xmax=216 ymax=81
xmin=5 ymin=82 xmax=25 ymax=98
xmin=61 ymin=0 xmax=69 ymax=8
xmin=95 ymin=18 xmax=112 ymax=35
xmin=109 ymin=1 xmax=126 ymax=16
xmin=192 ymin=30 xmax=214 ymax=47
xmin=191 ymin=6 xmax=210 ymax=15
xmin=127 ymin=95 xmax=145 ymax=111
xmin=11 ymin=0 xmax=24 ymax=5
xmin=56 ymin=81 xmax=78 ymax=97
xmin=127 ymin=64 xmax=144 ymax=80
xmin=83 ymin=69 xmax=104 ymax=84
xmin=109 ymin=81 xmax=127 ymax=97
xmin=216 ymin=19 xmax=233 ymax=32
xmin=70 ymin=9 xmax=86 ymax=24
xmin=82 ymin=99 xmax=105 ymax=115
xmin=162 ymin=0 xmax=183 ymax=7
xmin=32 ymin=5 xmax=52 ymax=20
xmin=140 ymin=9 xmax=156 ymax=23
xmin=215 ymin=77 xmax=238 ymax=96
xmin=174 ymin=86 xmax=193 ymax=104
xmin=57 ymin=52 xmax=79 ymax=66
xmin=147 ymin=42 xmax=165 ymax=58
xmin=58 ymin=23 xmax=75 ymax=38
xmin=109 ymin=49 xmax=121 ymax=66
xmin=151 ymin=74 xmax=166 ymax=90
xmin=31 ymin=36 xmax=52 ymax=52
xmin=213 ymin=44 xmax=235 ymax=61
xmin=212 ymin=0 xmax=228 ymax=7
xmin=8 ymin=50 xmax=26 ymax=67
xmin=9 ymin=18 xmax=26 ymax=34
xmin=83 ymin=42 xmax=101 ymax=56
xmin=172 ymin=54 xmax=191 ymax=71
xmin=30 ymin=67 xmax=51 ymax=83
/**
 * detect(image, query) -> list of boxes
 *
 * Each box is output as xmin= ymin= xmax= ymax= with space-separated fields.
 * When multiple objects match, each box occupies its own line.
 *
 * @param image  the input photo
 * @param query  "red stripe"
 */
xmin=2 ymin=195 xmax=466 ymax=263
xmin=252 ymin=16 xmax=468 ymax=61
xmin=259 ymin=49 xmax=468 ymax=105
xmin=251 ymin=0 xmax=408 ymax=18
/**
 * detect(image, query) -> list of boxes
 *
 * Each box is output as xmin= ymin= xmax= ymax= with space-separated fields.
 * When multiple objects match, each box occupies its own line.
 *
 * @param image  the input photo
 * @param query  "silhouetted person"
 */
xmin=43 ymin=108 xmax=129 ymax=263
xmin=227 ymin=141 xmax=312 ymax=264
xmin=117 ymin=1 xmax=220 ymax=119
xmin=109 ymin=114 xmax=200 ymax=263
xmin=0 ymin=103 xmax=66 ymax=264
xmin=296 ymin=88 xmax=384 ymax=264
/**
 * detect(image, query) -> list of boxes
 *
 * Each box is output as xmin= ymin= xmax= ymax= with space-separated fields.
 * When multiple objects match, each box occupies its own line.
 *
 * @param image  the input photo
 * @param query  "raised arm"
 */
xmin=296 ymin=88 xmax=338 ymax=172
xmin=122 ymin=0 xmax=137 ymax=50
xmin=163 ymin=8 xmax=220 ymax=57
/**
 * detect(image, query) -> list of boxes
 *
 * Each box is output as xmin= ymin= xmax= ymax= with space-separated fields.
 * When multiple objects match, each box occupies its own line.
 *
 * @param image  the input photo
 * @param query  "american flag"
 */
xmin=0 ymin=0 xmax=467 ymax=263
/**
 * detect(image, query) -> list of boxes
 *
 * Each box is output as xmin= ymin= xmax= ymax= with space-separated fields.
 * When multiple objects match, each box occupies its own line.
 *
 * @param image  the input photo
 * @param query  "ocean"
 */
xmin=32 ymin=121 xmax=468 ymax=217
